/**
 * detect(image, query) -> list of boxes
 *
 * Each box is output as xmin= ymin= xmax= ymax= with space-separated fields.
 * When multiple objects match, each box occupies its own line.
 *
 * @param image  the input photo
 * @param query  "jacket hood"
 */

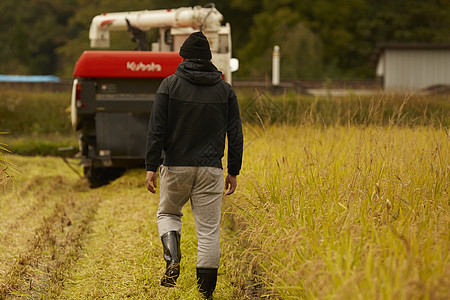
xmin=175 ymin=59 xmax=223 ymax=85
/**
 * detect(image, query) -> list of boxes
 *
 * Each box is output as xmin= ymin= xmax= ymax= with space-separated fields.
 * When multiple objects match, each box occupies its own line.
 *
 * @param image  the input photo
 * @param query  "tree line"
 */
xmin=1 ymin=0 xmax=449 ymax=79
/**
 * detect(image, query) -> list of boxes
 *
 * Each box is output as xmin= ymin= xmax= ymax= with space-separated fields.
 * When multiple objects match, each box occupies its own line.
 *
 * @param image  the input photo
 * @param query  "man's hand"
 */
xmin=225 ymin=174 xmax=237 ymax=195
xmin=146 ymin=171 xmax=158 ymax=193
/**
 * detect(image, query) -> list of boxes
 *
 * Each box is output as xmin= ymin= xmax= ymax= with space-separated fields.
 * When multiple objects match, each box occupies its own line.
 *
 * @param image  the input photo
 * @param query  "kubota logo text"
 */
xmin=127 ymin=61 xmax=162 ymax=72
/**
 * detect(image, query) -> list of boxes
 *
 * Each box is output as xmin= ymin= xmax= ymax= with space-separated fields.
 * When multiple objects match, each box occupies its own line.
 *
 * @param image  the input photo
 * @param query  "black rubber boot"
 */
xmin=197 ymin=268 xmax=218 ymax=299
xmin=160 ymin=231 xmax=181 ymax=287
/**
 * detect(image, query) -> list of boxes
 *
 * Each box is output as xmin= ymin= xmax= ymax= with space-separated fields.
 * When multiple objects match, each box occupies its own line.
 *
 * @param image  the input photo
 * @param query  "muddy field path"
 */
xmin=0 ymin=155 xmax=241 ymax=299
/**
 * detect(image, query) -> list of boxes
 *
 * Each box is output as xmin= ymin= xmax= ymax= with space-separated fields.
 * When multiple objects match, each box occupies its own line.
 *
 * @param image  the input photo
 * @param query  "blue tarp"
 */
xmin=0 ymin=75 xmax=60 ymax=82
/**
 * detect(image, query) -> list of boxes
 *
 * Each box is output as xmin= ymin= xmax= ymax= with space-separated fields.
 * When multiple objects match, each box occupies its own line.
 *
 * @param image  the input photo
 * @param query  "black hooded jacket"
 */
xmin=145 ymin=59 xmax=243 ymax=175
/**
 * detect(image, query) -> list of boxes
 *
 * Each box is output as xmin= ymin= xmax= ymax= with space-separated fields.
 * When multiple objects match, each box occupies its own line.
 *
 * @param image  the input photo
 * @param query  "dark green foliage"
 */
xmin=1 ymin=0 xmax=450 ymax=78
xmin=233 ymin=0 xmax=450 ymax=78
xmin=0 ymin=0 xmax=77 ymax=75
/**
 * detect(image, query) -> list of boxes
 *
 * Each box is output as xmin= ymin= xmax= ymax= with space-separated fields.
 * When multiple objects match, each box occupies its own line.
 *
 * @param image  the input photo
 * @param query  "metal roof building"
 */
xmin=373 ymin=43 xmax=450 ymax=91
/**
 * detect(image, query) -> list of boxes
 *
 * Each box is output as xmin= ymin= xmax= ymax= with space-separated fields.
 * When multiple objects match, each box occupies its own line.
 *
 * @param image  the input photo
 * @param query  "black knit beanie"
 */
xmin=179 ymin=31 xmax=212 ymax=60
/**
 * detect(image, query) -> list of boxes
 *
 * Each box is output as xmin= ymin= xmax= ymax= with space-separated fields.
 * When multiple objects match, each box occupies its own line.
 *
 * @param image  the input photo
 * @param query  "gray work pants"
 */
xmin=157 ymin=165 xmax=224 ymax=268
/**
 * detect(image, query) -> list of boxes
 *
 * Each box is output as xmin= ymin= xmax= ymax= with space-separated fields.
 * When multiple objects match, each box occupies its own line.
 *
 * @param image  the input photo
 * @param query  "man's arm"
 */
xmin=145 ymin=81 xmax=169 ymax=193
xmin=225 ymin=89 xmax=243 ymax=196
xmin=227 ymin=89 xmax=243 ymax=176
xmin=145 ymin=86 xmax=169 ymax=173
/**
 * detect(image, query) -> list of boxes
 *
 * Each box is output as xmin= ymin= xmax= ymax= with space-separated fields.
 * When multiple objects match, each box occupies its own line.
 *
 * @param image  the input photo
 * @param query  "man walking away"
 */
xmin=145 ymin=31 xmax=243 ymax=299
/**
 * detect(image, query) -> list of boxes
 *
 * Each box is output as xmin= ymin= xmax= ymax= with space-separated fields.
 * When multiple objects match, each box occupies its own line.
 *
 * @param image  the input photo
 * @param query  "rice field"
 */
xmin=223 ymin=124 xmax=449 ymax=299
xmin=0 ymin=89 xmax=449 ymax=299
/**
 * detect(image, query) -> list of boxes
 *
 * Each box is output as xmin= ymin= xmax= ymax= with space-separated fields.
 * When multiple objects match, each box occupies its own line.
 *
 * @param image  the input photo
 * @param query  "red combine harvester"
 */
xmin=71 ymin=4 xmax=238 ymax=187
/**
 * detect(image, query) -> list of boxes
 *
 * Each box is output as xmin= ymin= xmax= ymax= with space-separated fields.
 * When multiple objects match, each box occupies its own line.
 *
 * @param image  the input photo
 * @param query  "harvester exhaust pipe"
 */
xmin=272 ymin=45 xmax=280 ymax=86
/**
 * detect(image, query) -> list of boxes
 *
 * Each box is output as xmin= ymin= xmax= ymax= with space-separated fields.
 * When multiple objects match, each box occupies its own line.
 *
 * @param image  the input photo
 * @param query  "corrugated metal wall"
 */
xmin=384 ymin=49 xmax=450 ymax=91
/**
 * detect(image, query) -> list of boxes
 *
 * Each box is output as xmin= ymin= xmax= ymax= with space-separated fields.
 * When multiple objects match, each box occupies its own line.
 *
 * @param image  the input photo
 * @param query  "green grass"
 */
xmin=239 ymin=90 xmax=450 ymax=127
xmin=2 ymin=134 xmax=78 ymax=156
xmin=0 ymin=89 xmax=77 ymax=156
xmin=1 ymin=90 xmax=449 ymax=133
xmin=0 ymin=90 xmax=72 ymax=136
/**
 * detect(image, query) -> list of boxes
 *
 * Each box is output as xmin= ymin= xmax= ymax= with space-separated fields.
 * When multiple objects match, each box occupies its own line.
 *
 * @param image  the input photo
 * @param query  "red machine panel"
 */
xmin=73 ymin=51 xmax=181 ymax=78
